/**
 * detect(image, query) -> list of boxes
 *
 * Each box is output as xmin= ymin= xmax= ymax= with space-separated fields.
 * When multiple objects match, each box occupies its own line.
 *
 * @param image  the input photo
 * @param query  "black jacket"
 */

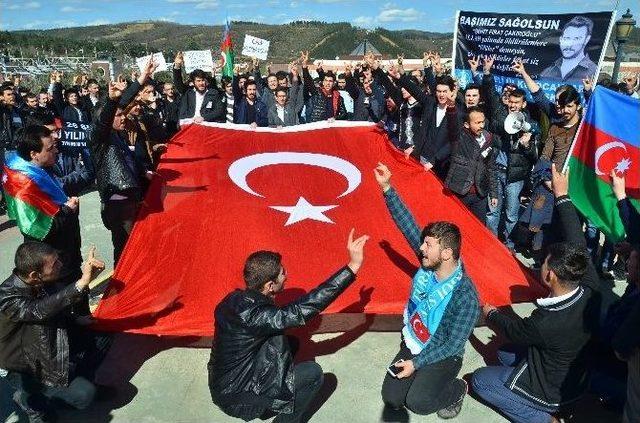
xmin=301 ymin=67 xmax=347 ymax=123
xmin=396 ymin=74 xmax=452 ymax=170
xmin=208 ymin=266 xmax=356 ymax=421
xmin=23 ymin=165 xmax=93 ymax=280
xmin=0 ymin=104 xmax=23 ymax=150
xmin=172 ymin=67 xmax=225 ymax=122
xmin=444 ymin=105 xmax=498 ymax=198
xmin=495 ymin=110 xmax=539 ymax=183
xmin=88 ymin=81 xmax=148 ymax=202
xmin=0 ymin=274 xmax=86 ymax=387
xmin=488 ymin=195 xmax=601 ymax=408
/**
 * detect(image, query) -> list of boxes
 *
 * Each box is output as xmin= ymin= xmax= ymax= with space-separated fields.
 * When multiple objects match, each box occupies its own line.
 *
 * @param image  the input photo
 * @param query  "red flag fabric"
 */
xmin=93 ymin=122 xmax=544 ymax=336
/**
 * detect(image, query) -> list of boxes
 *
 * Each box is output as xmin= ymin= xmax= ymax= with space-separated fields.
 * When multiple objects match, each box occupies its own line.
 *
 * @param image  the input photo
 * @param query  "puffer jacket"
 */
xmin=208 ymin=266 xmax=356 ymax=421
xmin=87 ymin=81 xmax=148 ymax=202
xmin=0 ymin=274 xmax=85 ymax=387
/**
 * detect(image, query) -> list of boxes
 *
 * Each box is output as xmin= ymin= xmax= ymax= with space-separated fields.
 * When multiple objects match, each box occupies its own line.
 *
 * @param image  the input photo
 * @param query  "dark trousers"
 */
xmin=101 ymin=198 xmax=140 ymax=265
xmin=6 ymin=330 xmax=112 ymax=422
xmin=472 ymin=348 xmax=556 ymax=423
xmin=459 ymin=191 xmax=488 ymax=222
xmin=381 ymin=341 xmax=464 ymax=415
xmin=273 ymin=361 xmax=324 ymax=423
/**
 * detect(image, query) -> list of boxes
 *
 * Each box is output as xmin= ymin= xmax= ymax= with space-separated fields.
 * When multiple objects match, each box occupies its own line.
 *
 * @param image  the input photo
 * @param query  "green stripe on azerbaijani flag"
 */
xmin=5 ymin=192 xmax=55 ymax=240
xmin=568 ymin=156 xmax=637 ymax=242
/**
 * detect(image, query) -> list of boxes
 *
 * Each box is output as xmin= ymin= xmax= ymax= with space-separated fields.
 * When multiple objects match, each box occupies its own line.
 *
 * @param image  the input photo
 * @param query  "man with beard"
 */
xmin=234 ymin=80 xmax=268 ymax=127
xmin=173 ymin=52 xmax=225 ymax=124
xmin=540 ymin=16 xmax=597 ymax=82
xmin=375 ymin=163 xmax=480 ymax=420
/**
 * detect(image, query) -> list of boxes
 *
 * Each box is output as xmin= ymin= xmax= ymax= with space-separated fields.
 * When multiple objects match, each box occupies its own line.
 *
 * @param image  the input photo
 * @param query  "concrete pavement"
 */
xmin=0 ymin=190 xmax=625 ymax=422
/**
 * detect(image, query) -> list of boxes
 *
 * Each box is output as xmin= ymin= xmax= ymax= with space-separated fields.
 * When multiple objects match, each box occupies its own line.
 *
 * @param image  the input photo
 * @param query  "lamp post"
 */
xmin=612 ymin=9 xmax=636 ymax=83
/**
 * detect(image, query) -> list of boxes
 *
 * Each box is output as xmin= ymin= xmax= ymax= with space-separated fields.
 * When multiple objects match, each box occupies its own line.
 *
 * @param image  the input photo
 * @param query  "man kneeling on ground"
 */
xmin=375 ymin=163 xmax=480 ymax=419
xmin=208 ymin=229 xmax=369 ymax=422
xmin=0 ymin=243 xmax=111 ymax=422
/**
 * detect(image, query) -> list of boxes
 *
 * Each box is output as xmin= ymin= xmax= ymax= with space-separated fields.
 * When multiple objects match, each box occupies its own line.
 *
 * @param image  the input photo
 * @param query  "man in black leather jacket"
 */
xmin=208 ymin=229 xmax=369 ymax=422
xmin=0 ymin=243 xmax=109 ymax=422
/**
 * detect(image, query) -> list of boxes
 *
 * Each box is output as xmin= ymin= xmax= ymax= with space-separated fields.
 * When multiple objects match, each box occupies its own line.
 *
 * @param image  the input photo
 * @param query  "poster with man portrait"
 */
xmin=452 ymin=11 xmax=615 ymax=101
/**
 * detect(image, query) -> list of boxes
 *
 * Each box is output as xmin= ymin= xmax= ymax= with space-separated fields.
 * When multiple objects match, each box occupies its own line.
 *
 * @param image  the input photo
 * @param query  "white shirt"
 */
xmin=276 ymin=104 xmax=285 ymax=123
xmin=536 ymin=286 xmax=580 ymax=307
xmin=436 ymin=105 xmax=446 ymax=127
xmin=193 ymin=90 xmax=205 ymax=119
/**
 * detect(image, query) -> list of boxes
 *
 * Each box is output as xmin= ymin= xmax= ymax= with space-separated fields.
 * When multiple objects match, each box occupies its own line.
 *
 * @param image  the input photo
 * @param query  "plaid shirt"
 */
xmin=384 ymin=187 xmax=480 ymax=368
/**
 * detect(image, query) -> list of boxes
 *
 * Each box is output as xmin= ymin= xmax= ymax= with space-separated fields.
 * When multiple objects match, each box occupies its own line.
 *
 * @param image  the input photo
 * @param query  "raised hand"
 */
xmin=346 ymin=228 xmax=370 ymax=274
xmin=467 ymin=55 xmax=479 ymax=73
xmin=174 ymin=51 xmax=184 ymax=68
xmin=108 ymin=80 xmax=128 ymax=99
xmin=299 ymin=50 xmax=309 ymax=67
xmin=386 ymin=64 xmax=401 ymax=80
xmin=374 ymin=162 xmax=392 ymax=192
xmin=610 ymin=169 xmax=627 ymax=200
xmin=483 ymin=55 xmax=496 ymax=74
xmin=78 ymin=246 xmax=106 ymax=288
xmin=511 ymin=58 xmax=527 ymax=75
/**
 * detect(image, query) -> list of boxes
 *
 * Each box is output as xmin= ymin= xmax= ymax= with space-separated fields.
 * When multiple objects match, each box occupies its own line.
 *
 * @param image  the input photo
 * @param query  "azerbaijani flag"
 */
xmin=567 ymin=86 xmax=640 ymax=241
xmin=2 ymin=153 xmax=68 ymax=240
xmin=220 ymin=19 xmax=234 ymax=78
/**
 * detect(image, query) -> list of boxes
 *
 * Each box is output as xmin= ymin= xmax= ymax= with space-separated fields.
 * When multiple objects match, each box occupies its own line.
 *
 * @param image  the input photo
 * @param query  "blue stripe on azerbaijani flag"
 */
xmin=586 ymin=86 xmax=640 ymax=147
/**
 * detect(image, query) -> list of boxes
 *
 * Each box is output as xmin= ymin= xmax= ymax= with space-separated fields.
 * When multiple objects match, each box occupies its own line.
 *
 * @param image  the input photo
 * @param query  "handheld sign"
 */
xmin=136 ymin=53 xmax=168 ymax=74
xmin=184 ymin=50 xmax=214 ymax=74
xmin=241 ymin=35 xmax=270 ymax=61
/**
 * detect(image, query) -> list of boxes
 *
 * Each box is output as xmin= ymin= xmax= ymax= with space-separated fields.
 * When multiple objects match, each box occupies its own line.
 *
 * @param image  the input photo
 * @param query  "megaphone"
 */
xmin=504 ymin=111 xmax=533 ymax=135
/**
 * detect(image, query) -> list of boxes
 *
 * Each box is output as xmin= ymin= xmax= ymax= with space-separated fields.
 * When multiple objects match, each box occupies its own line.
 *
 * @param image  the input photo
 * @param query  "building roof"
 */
xmin=350 ymin=40 xmax=381 ymax=56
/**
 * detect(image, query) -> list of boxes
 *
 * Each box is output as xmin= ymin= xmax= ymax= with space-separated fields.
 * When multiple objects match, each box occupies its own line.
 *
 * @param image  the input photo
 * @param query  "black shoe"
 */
xmin=437 ymin=379 xmax=467 ymax=419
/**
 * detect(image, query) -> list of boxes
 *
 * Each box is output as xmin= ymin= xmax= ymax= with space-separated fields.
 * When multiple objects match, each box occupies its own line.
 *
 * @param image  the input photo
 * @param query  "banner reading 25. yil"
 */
xmin=452 ymin=11 xmax=615 ymax=101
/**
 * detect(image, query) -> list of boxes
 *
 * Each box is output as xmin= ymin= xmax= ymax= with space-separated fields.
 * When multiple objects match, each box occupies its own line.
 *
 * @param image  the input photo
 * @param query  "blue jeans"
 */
xmin=486 ymin=173 xmax=524 ymax=247
xmin=584 ymin=221 xmax=615 ymax=272
xmin=472 ymin=349 xmax=556 ymax=423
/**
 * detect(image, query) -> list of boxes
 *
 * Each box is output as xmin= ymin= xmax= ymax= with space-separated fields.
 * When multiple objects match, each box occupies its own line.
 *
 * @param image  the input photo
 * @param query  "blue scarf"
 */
xmin=402 ymin=262 xmax=464 ymax=354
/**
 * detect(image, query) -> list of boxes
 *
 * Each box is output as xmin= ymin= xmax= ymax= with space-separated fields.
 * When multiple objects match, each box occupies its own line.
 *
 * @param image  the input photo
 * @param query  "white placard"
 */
xmin=183 ymin=50 xmax=214 ymax=74
xmin=241 ymin=35 xmax=270 ymax=61
xmin=136 ymin=53 xmax=168 ymax=74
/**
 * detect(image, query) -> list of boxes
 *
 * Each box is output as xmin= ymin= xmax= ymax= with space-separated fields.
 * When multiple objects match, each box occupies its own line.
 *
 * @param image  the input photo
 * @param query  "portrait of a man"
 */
xmin=540 ymin=16 xmax=598 ymax=81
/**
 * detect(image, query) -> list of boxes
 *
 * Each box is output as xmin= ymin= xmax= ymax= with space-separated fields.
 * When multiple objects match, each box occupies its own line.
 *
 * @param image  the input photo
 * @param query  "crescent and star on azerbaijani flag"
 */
xmin=594 ymin=141 xmax=632 ymax=176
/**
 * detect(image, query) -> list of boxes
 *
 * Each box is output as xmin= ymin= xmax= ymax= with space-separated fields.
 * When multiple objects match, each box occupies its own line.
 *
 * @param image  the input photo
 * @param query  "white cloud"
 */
xmin=378 ymin=7 xmax=422 ymax=23
xmin=8 ymin=1 xmax=40 ymax=10
xmin=353 ymin=16 xmax=375 ymax=28
xmin=23 ymin=19 xmax=46 ymax=29
xmin=194 ymin=1 xmax=220 ymax=9
xmin=86 ymin=19 xmax=110 ymax=26
xmin=61 ymin=6 xmax=89 ymax=12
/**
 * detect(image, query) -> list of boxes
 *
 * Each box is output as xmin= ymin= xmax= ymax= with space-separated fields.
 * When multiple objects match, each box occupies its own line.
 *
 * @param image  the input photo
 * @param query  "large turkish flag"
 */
xmin=93 ymin=121 xmax=544 ymax=336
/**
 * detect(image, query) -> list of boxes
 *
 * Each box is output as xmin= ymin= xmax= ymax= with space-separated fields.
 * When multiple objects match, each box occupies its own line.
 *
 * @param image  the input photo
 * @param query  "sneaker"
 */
xmin=437 ymin=379 xmax=467 ymax=419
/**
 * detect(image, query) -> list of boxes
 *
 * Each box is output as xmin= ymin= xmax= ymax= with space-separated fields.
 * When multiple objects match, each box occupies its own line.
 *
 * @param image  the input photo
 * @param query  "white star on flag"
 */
xmin=270 ymin=197 xmax=338 ymax=226
xmin=614 ymin=158 xmax=632 ymax=174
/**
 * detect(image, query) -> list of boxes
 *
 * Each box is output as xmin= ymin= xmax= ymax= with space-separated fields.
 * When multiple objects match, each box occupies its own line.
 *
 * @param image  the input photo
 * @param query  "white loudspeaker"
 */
xmin=504 ymin=111 xmax=533 ymax=135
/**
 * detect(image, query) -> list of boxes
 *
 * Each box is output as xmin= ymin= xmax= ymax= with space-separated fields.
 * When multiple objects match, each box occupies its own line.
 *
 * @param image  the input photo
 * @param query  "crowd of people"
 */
xmin=0 ymin=46 xmax=639 ymax=423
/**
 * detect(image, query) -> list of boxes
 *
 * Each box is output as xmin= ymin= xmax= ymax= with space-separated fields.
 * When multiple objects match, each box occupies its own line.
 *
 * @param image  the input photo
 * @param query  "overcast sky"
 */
xmin=0 ymin=0 xmax=636 ymax=33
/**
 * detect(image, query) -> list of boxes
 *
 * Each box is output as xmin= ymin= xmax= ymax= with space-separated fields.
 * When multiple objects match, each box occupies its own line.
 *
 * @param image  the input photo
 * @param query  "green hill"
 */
xmin=0 ymin=20 xmax=453 ymax=62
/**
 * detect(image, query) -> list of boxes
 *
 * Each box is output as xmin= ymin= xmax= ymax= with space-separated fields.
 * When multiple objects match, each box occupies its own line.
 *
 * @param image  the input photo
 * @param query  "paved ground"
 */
xmin=0 ymin=190 xmax=626 ymax=422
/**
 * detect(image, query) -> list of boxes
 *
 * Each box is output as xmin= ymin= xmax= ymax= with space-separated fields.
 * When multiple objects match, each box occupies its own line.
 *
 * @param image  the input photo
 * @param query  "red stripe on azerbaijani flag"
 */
xmin=570 ymin=122 xmax=640 ymax=191
xmin=2 ymin=166 xmax=61 ymax=217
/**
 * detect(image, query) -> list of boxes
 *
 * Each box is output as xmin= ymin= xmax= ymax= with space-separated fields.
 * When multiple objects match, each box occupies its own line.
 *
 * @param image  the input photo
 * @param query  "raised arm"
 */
xmin=551 ymin=164 xmax=600 ymax=292
xmin=172 ymin=52 xmax=188 ymax=95
xmin=374 ymin=163 xmax=422 ymax=258
xmin=246 ymin=230 xmax=368 ymax=334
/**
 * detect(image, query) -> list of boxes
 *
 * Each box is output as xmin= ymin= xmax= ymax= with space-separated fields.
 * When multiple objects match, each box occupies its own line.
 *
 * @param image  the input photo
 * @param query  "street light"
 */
xmin=612 ymin=9 xmax=636 ymax=83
